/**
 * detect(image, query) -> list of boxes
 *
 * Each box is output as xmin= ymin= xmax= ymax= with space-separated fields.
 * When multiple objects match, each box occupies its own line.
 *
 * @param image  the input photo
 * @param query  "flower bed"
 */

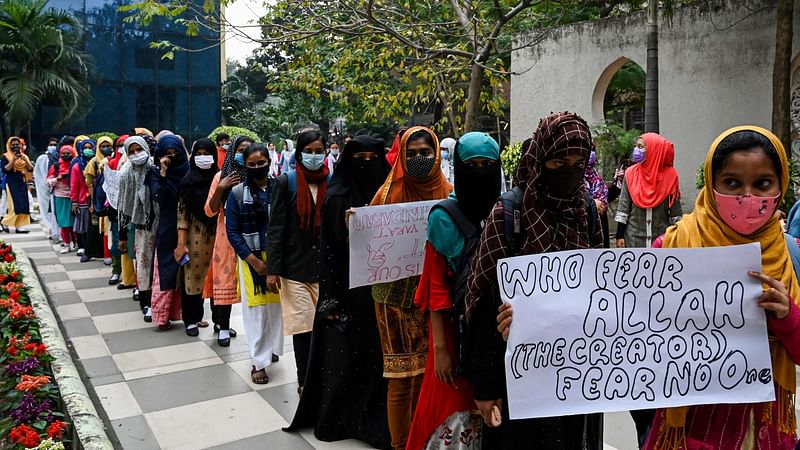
xmin=0 ymin=242 xmax=69 ymax=450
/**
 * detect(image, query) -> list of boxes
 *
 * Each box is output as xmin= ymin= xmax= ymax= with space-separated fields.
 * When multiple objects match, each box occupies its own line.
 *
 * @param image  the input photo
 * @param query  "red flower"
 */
xmin=33 ymin=343 xmax=48 ymax=356
xmin=9 ymin=289 xmax=21 ymax=300
xmin=7 ymin=344 xmax=18 ymax=356
xmin=9 ymin=303 xmax=34 ymax=320
xmin=46 ymin=420 xmax=67 ymax=439
xmin=9 ymin=424 xmax=41 ymax=448
xmin=5 ymin=253 xmax=15 ymax=262
xmin=11 ymin=271 xmax=20 ymax=279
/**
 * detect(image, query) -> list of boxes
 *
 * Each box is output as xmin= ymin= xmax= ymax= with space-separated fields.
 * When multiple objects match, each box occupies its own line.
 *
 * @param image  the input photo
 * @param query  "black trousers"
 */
xmin=293 ymin=332 xmax=312 ymax=386
xmin=210 ymin=297 xmax=231 ymax=330
xmin=139 ymin=289 xmax=152 ymax=312
xmin=182 ymin=292 xmax=204 ymax=326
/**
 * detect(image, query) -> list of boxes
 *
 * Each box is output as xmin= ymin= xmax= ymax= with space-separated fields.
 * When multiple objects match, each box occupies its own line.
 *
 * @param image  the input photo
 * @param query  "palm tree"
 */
xmin=0 ymin=0 xmax=94 ymax=138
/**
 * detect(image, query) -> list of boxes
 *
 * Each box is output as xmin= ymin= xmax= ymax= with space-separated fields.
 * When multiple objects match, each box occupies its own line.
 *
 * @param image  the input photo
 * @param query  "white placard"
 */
xmin=103 ymin=167 xmax=119 ymax=210
xmin=498 ymin=244 xmax=774 ymax=419
xmin=348 ymin=200 xmax=438 ymax=288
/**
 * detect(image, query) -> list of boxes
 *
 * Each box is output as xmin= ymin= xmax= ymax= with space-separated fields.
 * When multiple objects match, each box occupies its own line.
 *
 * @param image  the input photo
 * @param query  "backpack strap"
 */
xmin=500 ymin=186 xmax=524 ymax=251
xmin=584 ymin=191 xmax=598 ymax=247
xmin=431 ymin=198 xmax=479 ymax=240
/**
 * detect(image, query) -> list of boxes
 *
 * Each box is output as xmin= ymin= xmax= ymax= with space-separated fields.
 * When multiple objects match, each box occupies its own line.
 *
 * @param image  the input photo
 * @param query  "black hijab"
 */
xmin=220 ymin=136 xmax=250 ymax=180
xmin=179 ymin=138 xmax=219 ymax=231
xmin=327 ymin=135 xmax=390 ymax=205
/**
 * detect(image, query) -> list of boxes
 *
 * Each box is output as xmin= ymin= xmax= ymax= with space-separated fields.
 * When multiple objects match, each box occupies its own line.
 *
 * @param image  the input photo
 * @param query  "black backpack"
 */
xmin=429 ymin=199 xmax=482 ymax=375
xmin=500 ymin=186 xmax=600 ymax=252
xmin=93 ymin=160 xmax=108 ymax=217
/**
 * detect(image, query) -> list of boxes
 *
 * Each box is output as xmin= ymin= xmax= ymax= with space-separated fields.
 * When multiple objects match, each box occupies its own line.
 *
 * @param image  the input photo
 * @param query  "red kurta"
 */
xmin=406 ymin=242 xmax=477 ymax=450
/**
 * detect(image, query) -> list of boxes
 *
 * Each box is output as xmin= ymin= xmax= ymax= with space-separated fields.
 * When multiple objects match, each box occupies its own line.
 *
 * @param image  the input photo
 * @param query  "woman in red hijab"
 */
xmin=614 ymin=132 xmax=682 ymax=249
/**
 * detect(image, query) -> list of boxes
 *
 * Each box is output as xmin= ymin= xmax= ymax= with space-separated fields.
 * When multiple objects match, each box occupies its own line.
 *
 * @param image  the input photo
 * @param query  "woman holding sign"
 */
xmin=466 ymin=112 xmax=603 ymax=449
xmin=406 ymin=131 xmax=502 ymax=450
xmin=640 ymin=128 xmax=800 ymax=449
xmin=498 ymin=126 xmax=800 ymax=450
xmin=287 ymin=135 xmax=392 ymax=448
xmin=370 ymin=126 xmax=452 ymax=450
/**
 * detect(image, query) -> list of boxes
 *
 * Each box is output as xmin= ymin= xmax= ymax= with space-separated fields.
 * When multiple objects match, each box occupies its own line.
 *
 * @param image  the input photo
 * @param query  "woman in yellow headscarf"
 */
xmin=643 ymin=126 xmax=800 ymax=449
xmin=2 ymin=137 xmax=34 ymax=233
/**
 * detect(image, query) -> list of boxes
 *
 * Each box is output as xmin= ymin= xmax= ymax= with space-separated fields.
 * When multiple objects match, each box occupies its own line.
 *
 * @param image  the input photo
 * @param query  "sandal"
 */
xmin=197 ymin=320 xmax=209 ymax=328
xmin=272 ymin=354 xmax=279 ymax=363
xmin=250 ymin=366 xmax=269 ymax=385
xmin=157 ymin=322 xmax=172 ymax=331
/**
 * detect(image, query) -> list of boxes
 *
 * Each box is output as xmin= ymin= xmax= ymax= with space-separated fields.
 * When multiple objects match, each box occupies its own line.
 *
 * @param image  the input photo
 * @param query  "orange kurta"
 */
xmin=204 ymin=172 xmax=240 ymax=305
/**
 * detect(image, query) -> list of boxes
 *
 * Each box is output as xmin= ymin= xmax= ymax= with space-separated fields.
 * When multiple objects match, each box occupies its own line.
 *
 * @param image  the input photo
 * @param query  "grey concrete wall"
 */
xmin=511 ymin=0 xmax=800 ymax=208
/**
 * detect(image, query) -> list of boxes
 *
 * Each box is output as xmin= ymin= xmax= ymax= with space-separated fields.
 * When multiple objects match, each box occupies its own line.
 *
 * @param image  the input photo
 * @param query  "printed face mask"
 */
xmin=713 ymin=190 xmax=781 ymax=236
xmin=129 ymin=152 xmax=149 ymax=166
xmin=194 ymin=155 xmax=214 ymax=170
xmin=631 ymin=147 xmax=645 ymax=164
xmin=588 ymin=150 xmax=597 ymax=166
xmin=301 ymin=152 xmax=325 ymax=171
xmin=234 ymin=152 xmax=245 ymax=166
xmin=405 ymin=155 xmax=436 ymax=179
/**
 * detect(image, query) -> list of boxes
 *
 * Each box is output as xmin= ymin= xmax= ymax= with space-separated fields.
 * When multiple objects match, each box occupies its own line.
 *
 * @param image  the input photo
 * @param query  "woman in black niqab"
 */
xmin=285 ymin=135 xmax=391 ymax=449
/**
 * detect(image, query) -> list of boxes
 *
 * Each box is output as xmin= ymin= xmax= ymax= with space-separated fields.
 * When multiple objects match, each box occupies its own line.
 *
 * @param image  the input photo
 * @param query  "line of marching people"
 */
xmin=24 ymin=112 xmax=800 ymax=450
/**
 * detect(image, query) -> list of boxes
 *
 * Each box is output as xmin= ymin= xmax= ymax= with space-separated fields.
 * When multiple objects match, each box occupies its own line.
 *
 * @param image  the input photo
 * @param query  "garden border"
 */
xmin=16 ymin=248 xmax=113 ymax=450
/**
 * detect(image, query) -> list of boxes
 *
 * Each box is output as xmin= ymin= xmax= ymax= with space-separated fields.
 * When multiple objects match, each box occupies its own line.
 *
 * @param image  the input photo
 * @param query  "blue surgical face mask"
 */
xmin=441 ymin=150 xmax=450 ymax=160
xmin=631 ymin=147 xmax=645 ymax=164
xmin=301 ymin=152 xmax=325 ymax=171
xmin=234 ymin=152 xmax=245 ymax=166
xmin=47 ymin=145 xmax=58 ymax=155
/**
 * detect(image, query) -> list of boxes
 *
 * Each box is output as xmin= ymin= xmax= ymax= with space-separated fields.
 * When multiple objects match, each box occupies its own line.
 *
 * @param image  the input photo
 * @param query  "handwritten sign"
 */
xmin=498 ymin=244 xmax=774 ymax=420
xmin=103 ymin=167 xmax=119 ymax=210
xmin=348 ymin=200 xmax=438 ymax=288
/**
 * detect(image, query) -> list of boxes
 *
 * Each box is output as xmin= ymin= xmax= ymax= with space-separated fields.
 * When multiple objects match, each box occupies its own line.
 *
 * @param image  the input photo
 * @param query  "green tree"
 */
xmin=0 ymin=0 xmax=93 ymax=137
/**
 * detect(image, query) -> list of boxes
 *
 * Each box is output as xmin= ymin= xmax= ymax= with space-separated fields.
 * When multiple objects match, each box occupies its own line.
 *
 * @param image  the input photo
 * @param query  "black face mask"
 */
xmin=540 ymin=164 xmax=584 ymax=198
xmin=454 ymin=154 xmax=501 ymax=223
xmin=61 ymin=155 xmax=73 ymax=162
xmin=352 ymin=158 xmax=387 ymax=204
xmin=246 ymin=165 xmax=269 ymax=181
xmin=100 ymin=146 xmax=113 ymax=157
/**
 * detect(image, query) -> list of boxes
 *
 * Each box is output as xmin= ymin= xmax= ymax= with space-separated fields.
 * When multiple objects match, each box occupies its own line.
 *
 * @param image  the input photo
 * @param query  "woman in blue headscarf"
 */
xmin=407 ymin=132 xmax=502 ymax=450
xmin=149 ymin=133 xmax=191 ymax=332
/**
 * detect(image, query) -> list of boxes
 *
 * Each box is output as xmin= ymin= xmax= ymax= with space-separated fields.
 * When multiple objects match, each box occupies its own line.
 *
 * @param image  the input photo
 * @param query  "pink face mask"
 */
xmin=713 ymin=190 xmax=781 ymax=236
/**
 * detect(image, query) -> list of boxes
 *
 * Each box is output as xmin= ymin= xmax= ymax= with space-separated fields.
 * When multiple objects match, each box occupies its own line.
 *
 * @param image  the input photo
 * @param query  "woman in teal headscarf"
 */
xmin=407 ymin=132 xmax=502 ymax=450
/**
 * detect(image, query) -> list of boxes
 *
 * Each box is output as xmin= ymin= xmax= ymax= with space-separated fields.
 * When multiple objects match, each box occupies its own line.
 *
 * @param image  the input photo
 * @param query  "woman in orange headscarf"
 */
xmin=642 ymin=126 xmax=800 ymax=449
xmin=370 ymin=126 xmax=451 ymax=450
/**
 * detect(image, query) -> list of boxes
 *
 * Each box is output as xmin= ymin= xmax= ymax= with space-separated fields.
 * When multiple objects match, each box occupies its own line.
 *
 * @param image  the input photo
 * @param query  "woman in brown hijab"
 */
xmin=465 ymin=112 xmax=602 ymax=449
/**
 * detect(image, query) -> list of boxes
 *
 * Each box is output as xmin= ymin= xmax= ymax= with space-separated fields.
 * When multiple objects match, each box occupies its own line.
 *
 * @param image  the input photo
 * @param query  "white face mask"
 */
xmin=129 ymin=152 xmax=149 ymax=166
xmin=194 ymin=155 xmax=214 ymax=170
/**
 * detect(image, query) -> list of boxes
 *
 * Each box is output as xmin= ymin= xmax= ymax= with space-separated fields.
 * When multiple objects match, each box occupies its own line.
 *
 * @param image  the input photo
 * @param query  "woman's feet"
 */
xmin=80 ymin=254 xmax=91 ymax=263
xmin=76 ymin=248 xmax=85 ymax=256
xmin=157 ymin=322 xmax=172 ymax=331
xmin=251 ymin=366 xmax=269 ymax=385
xmin=197 ymin=320 xmax=209 ymax=328
xmin=15 ymin=228 xmax=29 ymax=234
xmin=213 ymin=324 xmax=237 ymax=337
xmin=1 ymin=224 xmax=10 ymax=233
xmin=59 ymin=246 xmax=71 ymax=254
xmin=185 ymin=324 xmax=199 ymax=337
xmin=103 ymin=257 xmax=113 ymax=266
xmin=272 ymin=354 xmax=279 ymax=363
xmin=142 ymin=306 xmax=152 ymax=323
xmin=117 ymin=283 xmax=134 ymax=290
xmin=108 ymin=274 xmax=120 ymax=285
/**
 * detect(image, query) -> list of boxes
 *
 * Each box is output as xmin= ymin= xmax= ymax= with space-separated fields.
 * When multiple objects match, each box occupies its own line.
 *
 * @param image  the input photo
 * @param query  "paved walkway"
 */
xmin=15 ymin=222 xmax=642 ymax=450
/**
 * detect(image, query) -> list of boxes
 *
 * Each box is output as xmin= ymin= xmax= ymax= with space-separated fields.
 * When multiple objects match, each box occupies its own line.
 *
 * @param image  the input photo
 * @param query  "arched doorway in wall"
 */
xmin=591 ymin=57 xmax=645 ymax=129
xmin=591 ymin=57 xmax=646 ymax=174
